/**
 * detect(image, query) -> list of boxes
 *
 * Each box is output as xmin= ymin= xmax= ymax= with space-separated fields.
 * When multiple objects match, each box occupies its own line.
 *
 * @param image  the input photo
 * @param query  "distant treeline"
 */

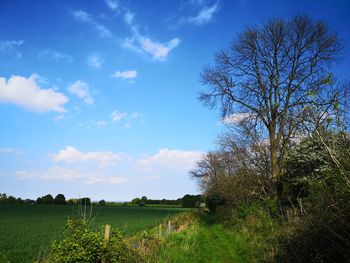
xmin=0 ymin=193 xmax=202 ymax=208
xmin=130 ymin=194 xmax=202 ymax=208
xmin=0 ymin=193 xmax=91 ymax=206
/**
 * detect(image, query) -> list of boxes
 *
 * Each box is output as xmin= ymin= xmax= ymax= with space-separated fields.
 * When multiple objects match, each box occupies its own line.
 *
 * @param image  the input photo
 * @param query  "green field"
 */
xmin=0 ymin=204 xmax=187 ymax=263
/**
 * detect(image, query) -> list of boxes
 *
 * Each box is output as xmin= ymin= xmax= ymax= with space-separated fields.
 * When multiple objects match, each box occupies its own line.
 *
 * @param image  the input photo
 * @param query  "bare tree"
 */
xmin=200 ymin=15 xmax=343 ymax=195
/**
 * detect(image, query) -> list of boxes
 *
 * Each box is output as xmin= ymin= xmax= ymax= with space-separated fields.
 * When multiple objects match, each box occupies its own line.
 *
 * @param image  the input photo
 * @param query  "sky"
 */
xmin=0 ymin=0 xmax=349 ymax=201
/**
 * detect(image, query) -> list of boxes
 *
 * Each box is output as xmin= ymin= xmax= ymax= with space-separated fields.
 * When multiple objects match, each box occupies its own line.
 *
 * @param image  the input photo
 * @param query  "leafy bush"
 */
xmin=205 ymin=194 xmax=226 ymax=212
xmin=45 ymin=219 xmax=140 ymax=263
xmin=227 ymin=201 xmax=281 ymax=262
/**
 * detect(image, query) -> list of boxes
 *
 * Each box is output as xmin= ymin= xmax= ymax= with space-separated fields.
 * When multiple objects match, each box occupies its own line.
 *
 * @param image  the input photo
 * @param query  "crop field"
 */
xmin=0 ymin=204 xmax=187 ymax=263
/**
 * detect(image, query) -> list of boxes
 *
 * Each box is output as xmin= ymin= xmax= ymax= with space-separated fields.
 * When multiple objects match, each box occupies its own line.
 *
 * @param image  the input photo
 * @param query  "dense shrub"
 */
xmin=181 ymin=194 xmax=202 ymax=208
xmin=205 ymin=194 xmax=226 ymax=212
xmin=277 ymin=172 xmax=350 ymax=263
xmin=45 ymin=219 xmax=140 ymax=263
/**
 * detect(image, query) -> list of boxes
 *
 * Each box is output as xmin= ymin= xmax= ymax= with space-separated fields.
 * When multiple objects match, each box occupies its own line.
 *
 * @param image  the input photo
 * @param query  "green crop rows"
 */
xmin=0 ymin=205 xmax=187 ymax=263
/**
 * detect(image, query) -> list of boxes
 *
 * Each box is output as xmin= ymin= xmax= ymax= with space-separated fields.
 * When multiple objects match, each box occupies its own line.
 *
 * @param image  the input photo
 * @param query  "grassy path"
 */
xmin=154 ymin=223 xmax=248 ymax=262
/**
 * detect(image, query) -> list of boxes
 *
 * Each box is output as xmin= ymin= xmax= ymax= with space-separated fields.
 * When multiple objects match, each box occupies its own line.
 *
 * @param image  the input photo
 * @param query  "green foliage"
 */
xmin=0 ymin=205 xmax=187 ymax=263
xmin=205 ymin=194 xmax=225 ymax=212
xmin=46 ymin=219 xmax=140 ymax=263
xmin=181 ymin=194 xmax=202 ymax=208
xmin=79 ymin=197 xmax=91 ymax=206
xmin=54 ymin=194 xmax=66 ymax=205
xmin=131 ymin=197 xmax=141 ymax=205
xmin=42 ymin=194 xmax=54 ymax=204
xmin=278 ymin=134 xmax=350 ymax=262
xmin=98 ymin=200 xmax=106 ymax=206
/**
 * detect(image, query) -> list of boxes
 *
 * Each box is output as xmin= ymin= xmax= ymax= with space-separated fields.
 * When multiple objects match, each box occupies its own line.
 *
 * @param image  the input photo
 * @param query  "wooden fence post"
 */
xmin=102 ymin=224 xmax=111 ymax=263
xmin=104 ymin=224 xmax=111 ymax=240
xmin=168 ymin=220 xmax=171 ymax=235
xmin=159 ymin=224 xmax=162 ymax=237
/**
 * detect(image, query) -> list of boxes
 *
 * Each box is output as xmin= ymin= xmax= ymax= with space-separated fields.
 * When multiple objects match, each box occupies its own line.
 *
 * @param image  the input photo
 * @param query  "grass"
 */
xmin=152 ymin=220 xmax=248 ymax=262
xmin=0 ymin=204 xmax=187 ymax=263
xmin=148 ymin=204 xmax=280 ymax=263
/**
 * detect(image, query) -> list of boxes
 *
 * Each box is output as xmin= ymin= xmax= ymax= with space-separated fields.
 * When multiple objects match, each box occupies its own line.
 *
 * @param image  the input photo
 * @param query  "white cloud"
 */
xmin=111 ymin=111 xmax=128 ymax=122
xmin=124 ymin=11 xmax=134 ymax=25
xmin=38 ymin=48 xmax=74 ymax=63
xmin=96 ymin=120 xmax=107 ymax=128
xmin=111 ymin=110 xmax=139 ymax=121
xmin=139 ymin=37 xmax=181 ymax=60
xmin=222 ymin=112 xmax=253 ymax=124
xmin=51 ymin=146 xmax=122 ymax=166
xmin=121 ymin=10 xmax=180 ymax=61
xmin=123 ymin=36 xmax=181 ymax=61
xmin=112 ymin=70 xmax=137 ymax=79
xmin=72 ymin=10 xmax=92 ymax=22
xmin=138 ymin=148 xmax=204 ymax=172
xmin=0 ymin=40 xmax=24 ymax=52
xmin=110 ymin=110 xmax=140 ymax=128
xmin=68 ymin=80 xmax=94 ymax=105
xmin=87 ymin=54 xmax=103 ymax=68
xmin=188 ymin=3 xmax=219 ymax=25
xmin=85 ymin=176 xmax=127 ymax=185
xmin=72 ymin=10 xmax=113 ymax=38
xmin=0 ymin=74 xmax=68 ymax=113
xmin=15 ymin=167 xmax=127 ymax=184
xmin=105 ymin=0 xmax=119 ymax=11
xmin=53 ymin=114 xmax=65 ymax=122
xmin=0 ymin=147 xmax=22 ymax=155
xmin=94 ymin=24 xmax=113 ymax=38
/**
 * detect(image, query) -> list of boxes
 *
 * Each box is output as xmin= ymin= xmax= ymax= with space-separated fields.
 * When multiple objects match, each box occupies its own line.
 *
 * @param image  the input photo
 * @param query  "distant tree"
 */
xmin=0 ymin=193 xmax=7 ymax=203
xmin=36 ymin=197 xmax=42 ymax=204
xmin=98 ymin=200 xmax=106 ymax=206
xmin=54 ymin=194 xmax=66 ymax=205
xmin=24 ymin=199 xmax=35 ymax=205
xmin=182 ymin=194 xmax=202 ymax=208
xmin=41 ymin=194 xmax=55 ymax=204
xmin=199 ymin=15 xmax=344 ymax=199
xmin=131 ymin=198 xmax=141 ymax=205
xmin=6 ymin=195 xmax=17 ymax=204
xmin=67 ymin=199 xmax=77 ymax=205
xmin=16 ymin=197 xmax=24 ymax=204
xmin=141 ymin=196 xmax=148 ymax=202
xmin=79 ymin=197 xmax=91 ymax=206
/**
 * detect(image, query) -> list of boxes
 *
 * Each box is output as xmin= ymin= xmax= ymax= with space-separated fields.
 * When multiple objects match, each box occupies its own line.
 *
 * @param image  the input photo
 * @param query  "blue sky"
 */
xmin=0 ymin=0 xmax=349 ymax=201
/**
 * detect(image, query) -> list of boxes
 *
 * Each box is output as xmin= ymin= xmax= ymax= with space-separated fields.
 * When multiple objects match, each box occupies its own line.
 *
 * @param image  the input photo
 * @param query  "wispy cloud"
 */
xmin=122 ymin=35 xmax=180 ymax=61
xmin=105 ymin=0 xmax=119 ymax=12
xmin=96 ymin=120 xmax=107 ymax=129
xmin=171 ymin=2 xmax=220 ymax=29
xmin=38 ymin=48 xmax=74 ymax=63
xmin=221 ymin=112 xmax=254 ymax=124
xmin=15 ymin=167 xmax=127 ymax=184
xmin=140 ymin=37 xmax=181 ymax=60
xmin=121 ymin=11 xmax=180 ymax=61
xmin=112 ymin=70 xmax=137 ymax=79
xmin=0 ymin=147 xmax=22 ymax=155
xmin=68 ymin=80 xmax=94 ymax=105
xmin=111 ymin=110 xmax=140 ymax=128
xmin=188 ymin=3 xmax=219 ymax=25
xmin=72 ymin=10 xmax=113 ymax=38
xmin=138 ymin=148 xmax=204 ymax=172
xmin=87 ymin=54 xmax=103 ymax=68
xmin=0 ymin=74 xmax=68 ymax=113
xmin=51 ymin=146 xmax=123 ymax=166
xmin=124 ymin=11 xmax=134 ymax=25
xmin=0 ymin=40 xmax=24 ymax=52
